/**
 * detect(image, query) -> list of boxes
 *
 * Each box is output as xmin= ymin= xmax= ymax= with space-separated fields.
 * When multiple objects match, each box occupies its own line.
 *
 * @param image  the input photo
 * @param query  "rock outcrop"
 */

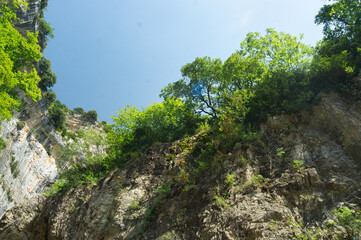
xmin=0 ymin=116 xmax=57 ymax=217
xmin=14 ymin=0 xmax=42 ymax=35
xmin=0 ymin=94 xmax=360 ymax=239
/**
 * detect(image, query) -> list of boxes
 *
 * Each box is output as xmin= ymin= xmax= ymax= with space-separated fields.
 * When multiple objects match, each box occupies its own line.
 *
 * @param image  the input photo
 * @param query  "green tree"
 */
xmin=222 ymin=29 xmax=313 ymax=124
xmin=238 ymin=28 xmax=313 ymax=72
xmin=0 ymin=0 xmax=42 ymax=120
xmin=83 ymin=110 xmax=98 ymax=124
xmin=44 ymin=89 xmax=56 ymax=103
xmin=38 ymin=57 xmax=57 ymax=91
xmin=222 ymin=53 xmax=265 ymax=93
xmin=160 ymin=57 xmax=223 ymax=118
xmin=48 ymin=100 xmax=67 ymax=131
xmin=220 ymin=54 xmax=265 ymax=124
xmin=315 ymin=0 xmax=361 ymax=60
xmin=313 ymin=0 xmax=361 ymax=92
xmin=108 ymin=98 xmax=199 ymax=166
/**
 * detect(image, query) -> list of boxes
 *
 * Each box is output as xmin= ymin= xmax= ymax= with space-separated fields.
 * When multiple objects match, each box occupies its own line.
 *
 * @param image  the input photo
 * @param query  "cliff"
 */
xmin=14 ymin=0 xmax=41 ymax=35
xmin=0 ymin=93 xmax=360 ymax=239
xmin=0 ymin=1 xmax=360 ymax=239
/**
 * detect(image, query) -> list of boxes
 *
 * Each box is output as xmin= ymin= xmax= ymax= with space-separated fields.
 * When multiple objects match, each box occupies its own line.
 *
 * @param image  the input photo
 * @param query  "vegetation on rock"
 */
xmin=0 ymin=0 xmax=42 ymax=121
xmin=1 ymin=0 xmax=361 ymax=239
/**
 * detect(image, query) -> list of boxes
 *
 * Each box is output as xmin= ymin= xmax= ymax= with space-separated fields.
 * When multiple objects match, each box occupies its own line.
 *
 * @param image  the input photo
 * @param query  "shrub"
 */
xmin=213 ymin=195 xmax=231 ymax=209
xmin=82 ymin=110 xmax=98 ymax=124
xmin=65 ymin=131 xmax=76 ymax=141
xmin=333 ymin=207 xmax=361 ymax=238
xmin=75 ymin=129 xmax=85 ymax=138
xmin=10 ymin=156 xmax=20 ymax=178
xmin=38 ymin=58 xmax=57 ymax=91
xmin=48 ymin=100 xmax=67 ymax=131
xmin=0 ymin=138 xmax=5 ymax=152
xmin=44 ymin=89 xmax=56 ymax=103
xmin=55 ymin=156 xmax=109 ymax=191
xmin=45 ymin=180 xmax=66 ymax=196
xmin=292 ymin=160 xmax=304 ymax=171
xmin=108 ymin=98 xmax=199 ymax=166
xmin=130 ymin=200 xmax=140 ymax=210
xmin=73 ymin=107 xmax=85 ymax=114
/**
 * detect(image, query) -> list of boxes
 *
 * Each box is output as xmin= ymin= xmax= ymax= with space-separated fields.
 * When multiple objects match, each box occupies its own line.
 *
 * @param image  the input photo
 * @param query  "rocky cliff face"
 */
xmin=0 ymin=0 xmax=106 ymax=223
xmin=0 ymin=0 xmax=56 ymax=217
xmin=0 ymin=94 xmax=360 ymax=239
xmin=14 ymin=0 xmax=42 ymax=35
xmin=0 ymin=114 xmax=57 ymax=217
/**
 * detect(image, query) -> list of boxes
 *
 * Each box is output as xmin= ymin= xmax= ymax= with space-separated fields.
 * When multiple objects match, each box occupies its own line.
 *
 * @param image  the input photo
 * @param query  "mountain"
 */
xmin=0 ymin=0 xmax=361 ymax=239
xmin=0 ymin=93 xmax=360 ymax=239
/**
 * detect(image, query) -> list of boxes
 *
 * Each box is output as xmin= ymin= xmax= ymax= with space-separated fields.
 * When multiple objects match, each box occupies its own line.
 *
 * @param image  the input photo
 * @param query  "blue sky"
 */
xmin=44 ymin=0 xmax=327 ymax=122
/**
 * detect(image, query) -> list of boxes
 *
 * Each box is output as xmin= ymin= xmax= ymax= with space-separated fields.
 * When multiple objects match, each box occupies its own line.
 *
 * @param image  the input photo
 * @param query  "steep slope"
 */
xmin=0 ymin=0 xmax=106 ymax=218
xmin=0 ymin=93 xmax=360 ymax=239
xmin=0 ymin=0 xmax=58 ymax=217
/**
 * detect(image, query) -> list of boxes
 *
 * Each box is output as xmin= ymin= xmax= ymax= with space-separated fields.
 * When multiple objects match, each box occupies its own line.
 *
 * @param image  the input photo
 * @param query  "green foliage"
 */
xmin=0 ymin=0 xmax=42 ymax=121
xmin=10 ymin=156 xmax=19 ymax=178
xmin=194 ymin=141 xmax=216 ymax=172
xmin=57 ymin=156 xmax=109 ymax=191
xmin=65 ymin=131 xmax=76 ymax=141
xmin=6 ymin=188 xmax=12 ymax=201
xmin=60 ymin=128 xmax=107 ymax=164
xmin=0 ymin=137 xmax=5 ymax=152
xmin=213 ymin=185 xmax=231 ymax=209
xmin=82 ymin=110 xmax=98 ymax=124
xmin=154 ymin=184 xmax=171 ymax=205
xmin=75 ymin=129 xmax=85 ymax=138
xmin=45 ymin=179 xmax=66 ymax=196
xmin=48 ymin=100 xmax=67 ymax=131
xmin=0 ymin=0 xmax=22 ymax=22
xmin=292 ymin=160 xmax=305 ymax=171
xmin=160 ymin=57 xmax=223 ymax=118
xmin=71 ymin=108 xmax=98 ymax=124
xmin=213 ymin=195 xmax=231 ymax=209
xmin=35 ymin=16 xmax=54 ymax=50
xmin=226 ymin=173 xmax=234 ymax=188
xmin=40 ymin=0 xmax=48 ymax=10
xmin=161 ymin=29 xmax=313 ymax=127
xmin=315 ymin=0 xmax=361 ymax=57
xmin=236 ymin=29 xmax=313 ymax=123
xmin=277 ymin=147 xmax=286 ymax=158
xmin=50 ymin=127 xmax=109 ymax=191
xmin=313 ymin=0 xmax=361 ymax=92
xmin=333 ymin=206 xmax=361 ymax=238
xmin=44 ymin=89 xmax=56 ymax=103
xmin=108 ymin=98 xmax=199 ymax=167
xmin=238 ymin=28 xmax=313 ymax=71
xmin=39 ymin=19 xmax=54 ymax=39
xmin=251 ymin=174 xmax=264 ymax=186
xmin=73 ymin=107 xmax=85 ymax=114
xmin=38 ymin=57 xmax=56 ymax=92
xmin=222 ymin=53 xmax=265 ymax=92
xmin=239 ymin=174 xmax=264 ymax=192
xmin=130 ymin=199 xmax=140 ymax=211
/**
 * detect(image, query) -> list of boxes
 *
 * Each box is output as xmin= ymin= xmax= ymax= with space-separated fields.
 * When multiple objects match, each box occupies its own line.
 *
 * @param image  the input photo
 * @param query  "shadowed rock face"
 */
xmin=14 ymin=0 xmax=42 ymax=35
xmin=0 ymin=94 xmax=360 ymax=239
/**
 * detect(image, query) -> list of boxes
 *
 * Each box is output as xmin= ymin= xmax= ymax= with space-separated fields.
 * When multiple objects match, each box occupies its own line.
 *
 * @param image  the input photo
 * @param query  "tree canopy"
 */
xmin=0 ymin=0 xmax=42 ymax=120
xmin=108 ymin=98 xmax=199 ymax=166
xmin=160 ymin=29 xmax=313 ymax=124
xmin=160 ymin=57 xmax=223 ymax=118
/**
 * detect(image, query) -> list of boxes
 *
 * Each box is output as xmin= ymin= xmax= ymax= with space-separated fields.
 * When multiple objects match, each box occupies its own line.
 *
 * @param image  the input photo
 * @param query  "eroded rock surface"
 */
xmin=0 ymin=94 xmax=360 ymax=239
xmin=0 ymin=117 xmax=57 ymax=217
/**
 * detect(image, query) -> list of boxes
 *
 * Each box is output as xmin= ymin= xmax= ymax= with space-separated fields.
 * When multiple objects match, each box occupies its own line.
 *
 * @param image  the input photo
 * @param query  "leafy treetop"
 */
xmin=0 ymin=0 xmax=42 ymax=120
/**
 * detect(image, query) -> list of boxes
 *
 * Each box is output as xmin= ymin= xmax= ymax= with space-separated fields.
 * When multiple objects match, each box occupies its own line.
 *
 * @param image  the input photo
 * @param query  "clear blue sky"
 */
xmin=43 ymin=0 xmax=326 ymax=122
